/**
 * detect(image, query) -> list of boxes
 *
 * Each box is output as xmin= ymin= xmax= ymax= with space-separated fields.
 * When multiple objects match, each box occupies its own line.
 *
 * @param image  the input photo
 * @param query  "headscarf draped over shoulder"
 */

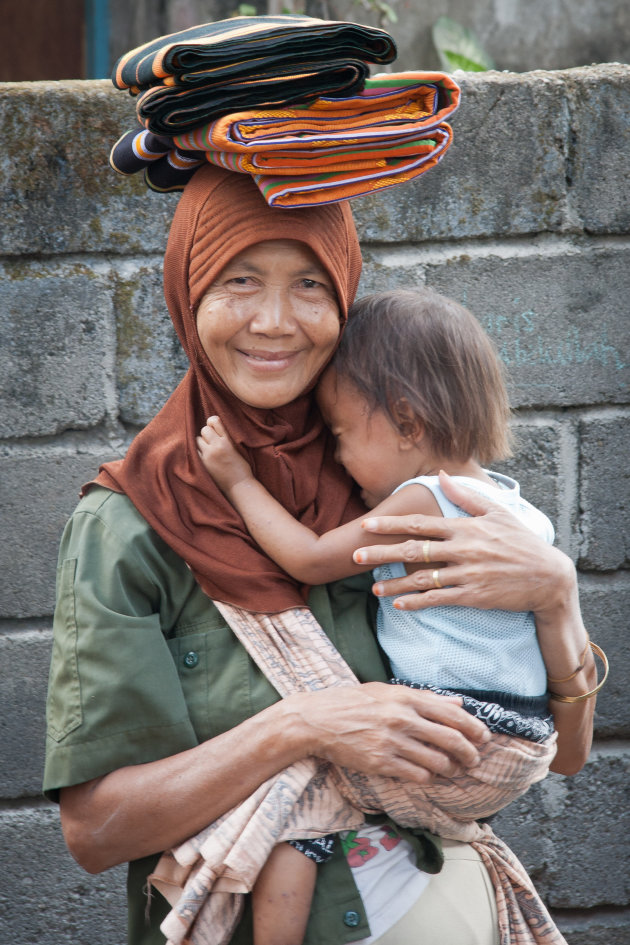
xmin=91 ymin=165 xmax=364 ymax=613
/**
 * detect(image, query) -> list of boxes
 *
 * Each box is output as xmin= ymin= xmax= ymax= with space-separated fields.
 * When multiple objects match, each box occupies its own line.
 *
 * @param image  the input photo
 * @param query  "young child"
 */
xmin=197 ymin=287 xmax=556 ymax=945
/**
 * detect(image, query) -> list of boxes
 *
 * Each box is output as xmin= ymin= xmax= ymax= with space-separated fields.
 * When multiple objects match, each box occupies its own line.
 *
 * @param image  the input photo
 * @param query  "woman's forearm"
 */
xmin=548 ymin=694 xmax=596 ymax=775
xmin=60 ymin=697 xmax=307 ymax=873
xmin=533 ymin=565 xmax=597 ymax=775
xmin=533 ymin=554 xmax=588 ymax=678
xmin=60 ymin=683 xmax=490 ymax=873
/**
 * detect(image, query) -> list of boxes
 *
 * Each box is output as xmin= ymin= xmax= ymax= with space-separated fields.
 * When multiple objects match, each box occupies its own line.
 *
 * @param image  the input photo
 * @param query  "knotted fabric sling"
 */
xmin=112 ymin=15 xmax=396 ymax=134
xmin=110 ymin=72 xmax=460 ymax=205
xmin=149 ymin=603 xmax=566 ymax=945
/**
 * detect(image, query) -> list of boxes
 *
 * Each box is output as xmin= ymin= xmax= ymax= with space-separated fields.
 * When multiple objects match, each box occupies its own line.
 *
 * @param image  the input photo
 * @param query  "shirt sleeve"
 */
xmin=43 ymin=490 xmax=200 ymax=800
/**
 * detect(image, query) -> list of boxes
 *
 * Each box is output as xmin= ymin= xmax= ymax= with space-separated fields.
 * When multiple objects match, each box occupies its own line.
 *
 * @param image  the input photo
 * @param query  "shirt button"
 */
xmin=343 ymin=911 xmax=360 ymax=928
xmin=183 ymin=651 xmax=199 ymax=668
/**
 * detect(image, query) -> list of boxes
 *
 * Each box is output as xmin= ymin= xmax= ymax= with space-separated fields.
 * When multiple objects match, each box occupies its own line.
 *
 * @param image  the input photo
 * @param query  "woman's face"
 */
xmin=196 ymin=239 xmax=341 ymax=409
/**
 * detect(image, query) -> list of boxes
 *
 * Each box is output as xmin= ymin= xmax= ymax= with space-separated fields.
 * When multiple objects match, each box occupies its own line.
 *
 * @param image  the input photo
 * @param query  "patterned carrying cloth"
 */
xmin=149 ymin=603 xmax=566 ymax=945
xmin=109 ymin=72 xmax=460 ymax=204
xmin=112 ymin=15 xmax=396 ymax=134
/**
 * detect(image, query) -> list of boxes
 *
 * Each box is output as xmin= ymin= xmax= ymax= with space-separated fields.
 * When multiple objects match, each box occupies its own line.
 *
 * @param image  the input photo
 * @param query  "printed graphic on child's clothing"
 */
xmin=341 ymin=824 xmax=402 ymax=868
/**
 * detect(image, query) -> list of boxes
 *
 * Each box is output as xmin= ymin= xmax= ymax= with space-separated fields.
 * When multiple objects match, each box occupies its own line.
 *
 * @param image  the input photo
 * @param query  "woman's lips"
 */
xmin=238 ymin=348 xmax=301 ymax=371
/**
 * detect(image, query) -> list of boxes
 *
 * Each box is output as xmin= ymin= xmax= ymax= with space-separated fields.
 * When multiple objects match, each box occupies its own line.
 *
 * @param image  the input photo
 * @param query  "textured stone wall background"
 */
xmin=0 ymin=66 xmax=629 ymax=943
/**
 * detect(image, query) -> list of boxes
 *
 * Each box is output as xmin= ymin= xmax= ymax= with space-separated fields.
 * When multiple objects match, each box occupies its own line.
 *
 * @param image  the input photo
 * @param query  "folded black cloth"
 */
xmin=391 ymin=681 xmax=555 ymax=743
xmin=112 ymin=14 xmax=397 ymax=134
xmin=288 ymin=835 xmax=335 ymax=864
xmin=109 ymin=128 xmax=205 ymax=192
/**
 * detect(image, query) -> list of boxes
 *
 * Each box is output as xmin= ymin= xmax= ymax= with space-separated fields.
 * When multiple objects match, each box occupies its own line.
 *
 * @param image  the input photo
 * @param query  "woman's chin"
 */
xmin=230 ymin=371 xmax=323 ymax=410
xmin=236 ymin=384 xmax=310 ymax=410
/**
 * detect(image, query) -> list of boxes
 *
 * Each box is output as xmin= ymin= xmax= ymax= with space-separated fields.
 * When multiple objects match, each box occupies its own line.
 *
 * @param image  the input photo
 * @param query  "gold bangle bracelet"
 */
xmin=548 ymin=642 xmax=609 ymax=704
xmin=547 ymin=637 xmax=591 ymax=684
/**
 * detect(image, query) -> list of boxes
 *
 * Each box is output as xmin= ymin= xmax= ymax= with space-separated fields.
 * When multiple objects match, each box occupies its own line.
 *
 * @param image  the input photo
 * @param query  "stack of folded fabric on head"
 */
xmin=112 ymin=14 xmax=398 ymax=132
xmin=110 ymin=14 xmax=461 ymax=207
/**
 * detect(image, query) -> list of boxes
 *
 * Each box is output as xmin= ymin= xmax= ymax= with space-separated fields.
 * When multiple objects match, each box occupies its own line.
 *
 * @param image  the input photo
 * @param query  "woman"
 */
xmin=44 ymin=165 xmax=596 ymax=945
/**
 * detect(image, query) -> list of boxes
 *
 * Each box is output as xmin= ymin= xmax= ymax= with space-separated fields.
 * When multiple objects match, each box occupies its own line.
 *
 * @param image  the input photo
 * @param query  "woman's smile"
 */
xmin=238 ymin=347 xmax=303 ymax=367
xmin=196 ymin=239 xmax=341 ymax=408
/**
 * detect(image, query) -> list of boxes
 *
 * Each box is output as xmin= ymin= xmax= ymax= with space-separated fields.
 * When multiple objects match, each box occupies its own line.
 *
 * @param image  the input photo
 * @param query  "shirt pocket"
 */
xmin=47 ymin=559 xmax=83 ymax=742
xmin=167 ymin=619 xmax=279 ymax=742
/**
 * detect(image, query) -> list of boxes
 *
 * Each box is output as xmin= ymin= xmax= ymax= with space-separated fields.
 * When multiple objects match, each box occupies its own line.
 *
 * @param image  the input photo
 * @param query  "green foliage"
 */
xmin=432 ymin=16 xmax=495 ymax=73
xmin=234 ymin=3 xmax=308 ymax=12
xmin=233 ymin=1 xmax=397 ymax=23
xmin=351 ymin=0 xmax=398 ymax=26
xmin=233 ymin=2 xmax=398 ymax=23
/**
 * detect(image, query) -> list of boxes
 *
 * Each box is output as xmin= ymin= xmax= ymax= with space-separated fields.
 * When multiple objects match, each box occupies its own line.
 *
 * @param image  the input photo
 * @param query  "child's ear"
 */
xmin=391 ymin=398 xmax=424 ymax=446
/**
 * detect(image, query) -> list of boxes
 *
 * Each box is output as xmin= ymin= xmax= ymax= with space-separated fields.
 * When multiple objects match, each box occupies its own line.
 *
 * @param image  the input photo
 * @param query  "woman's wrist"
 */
xmin=547 ymin=641 xmax=608 ymax=704
xmin=530 ymin=545 xmax=579 ymax=617
xmin=531 ymin=549 xmax=588 ymax=662
xmin=275 ymin=688 xmax=364 ymax=764
xmin=270 ymin=691 xmax=329 ymax=764
xmin=244 ymin=693 xmax=318 ymax=771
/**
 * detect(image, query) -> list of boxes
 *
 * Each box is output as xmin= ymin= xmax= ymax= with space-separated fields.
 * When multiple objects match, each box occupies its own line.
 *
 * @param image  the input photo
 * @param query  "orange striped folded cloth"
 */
xmin=110 ymin=72 xmax=460 ymax=207
xmin=112 ymin=14 xmax=397 ymax=135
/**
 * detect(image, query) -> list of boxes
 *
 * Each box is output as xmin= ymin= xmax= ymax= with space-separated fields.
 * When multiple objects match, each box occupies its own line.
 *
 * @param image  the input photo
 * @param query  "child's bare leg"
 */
xmin=252 ymin=842 xmax=317 ymax=945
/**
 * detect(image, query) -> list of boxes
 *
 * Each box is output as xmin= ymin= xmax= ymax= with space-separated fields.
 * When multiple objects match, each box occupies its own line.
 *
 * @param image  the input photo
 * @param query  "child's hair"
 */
xmin=333 ymin=287 xmax=512 ymax=464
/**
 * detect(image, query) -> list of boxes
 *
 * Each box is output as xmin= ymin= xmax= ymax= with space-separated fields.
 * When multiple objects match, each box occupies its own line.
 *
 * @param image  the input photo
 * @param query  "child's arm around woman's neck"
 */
xmin=220 ymin=473 xmax=444 ymax=585
xmin=196 ymin=415 xmax=450 ymax=585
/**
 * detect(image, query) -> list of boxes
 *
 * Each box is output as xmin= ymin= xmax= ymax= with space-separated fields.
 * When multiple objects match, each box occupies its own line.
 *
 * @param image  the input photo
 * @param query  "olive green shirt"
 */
xmin=44 ymin=487 xmax=442 ymax=944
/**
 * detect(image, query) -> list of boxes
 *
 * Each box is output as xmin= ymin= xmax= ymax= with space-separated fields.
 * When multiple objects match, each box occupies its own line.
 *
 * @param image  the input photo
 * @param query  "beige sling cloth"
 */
xmin=149 ymin=603 xmax=565 ymax=945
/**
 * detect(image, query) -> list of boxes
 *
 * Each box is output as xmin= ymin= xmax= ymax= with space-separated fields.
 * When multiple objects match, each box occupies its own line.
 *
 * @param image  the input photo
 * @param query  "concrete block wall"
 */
xmin=1 ymin=65 xmax=628 ymax=943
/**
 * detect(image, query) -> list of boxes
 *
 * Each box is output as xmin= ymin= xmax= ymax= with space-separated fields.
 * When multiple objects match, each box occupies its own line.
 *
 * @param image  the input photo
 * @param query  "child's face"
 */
xmin=316 ymin=368 xmax=415 ymax=508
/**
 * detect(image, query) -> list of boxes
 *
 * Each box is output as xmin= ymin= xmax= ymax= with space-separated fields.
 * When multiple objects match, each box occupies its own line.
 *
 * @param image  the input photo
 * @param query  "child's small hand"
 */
xmin=197 ymin=416 xmax=253 ymax=494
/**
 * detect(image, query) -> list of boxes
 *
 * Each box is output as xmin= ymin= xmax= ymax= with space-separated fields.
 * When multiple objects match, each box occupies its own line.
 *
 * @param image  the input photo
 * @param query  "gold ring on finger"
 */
xmin=422 ymin=540 xmax=431 ymax=563
xmin=432 ymin=569 xmax=442 ymax=589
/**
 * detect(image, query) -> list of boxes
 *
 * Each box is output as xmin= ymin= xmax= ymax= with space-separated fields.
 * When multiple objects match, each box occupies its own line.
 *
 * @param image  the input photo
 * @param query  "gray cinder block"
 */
xmin=0 ymin=805 xmax=126 ymax=945
xmin=0 ymin=446 xmax=124 ymax=617
xmin=579 ymin=415 xmax=630 ymax=570
xmin=114 ymin=259 xmax=188 ymax=425
xmin=425 ymin=247 xmax=630 ymax=409
xmin=492 ymin=748 xmax=630 ymax=908
xmin=0 ymin=260 xmax=116 ymax=437
xmin=0 ymin=629 xmax=52 ymax=799
xmin=0 ymin=81 xmax=178 ymax=256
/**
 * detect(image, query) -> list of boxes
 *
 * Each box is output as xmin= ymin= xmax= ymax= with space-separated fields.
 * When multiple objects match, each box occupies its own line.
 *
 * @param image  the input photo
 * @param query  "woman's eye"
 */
xmin=224 ymin=276 xmax=259 ymax=293
xmin=298 ymin=278 xmax=333 ymax=296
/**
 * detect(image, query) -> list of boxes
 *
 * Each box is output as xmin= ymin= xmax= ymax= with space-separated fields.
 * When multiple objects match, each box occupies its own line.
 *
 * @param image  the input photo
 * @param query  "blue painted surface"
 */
xmin=85 ymin=0 xmax=110 ymax=79
xmin=481 ymin=307 xmax=626 ymax=371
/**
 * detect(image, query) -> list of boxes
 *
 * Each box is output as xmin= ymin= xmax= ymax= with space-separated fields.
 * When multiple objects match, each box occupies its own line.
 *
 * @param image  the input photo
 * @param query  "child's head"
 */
xmin=317 ymin=366 xmax=422 ymax=507
xmin=322 ymin=287 xmax=512 ymax=474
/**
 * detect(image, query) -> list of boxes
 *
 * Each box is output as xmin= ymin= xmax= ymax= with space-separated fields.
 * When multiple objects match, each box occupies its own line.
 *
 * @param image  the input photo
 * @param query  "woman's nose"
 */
xmin=248 ymin=287 xmax=296 ymax=335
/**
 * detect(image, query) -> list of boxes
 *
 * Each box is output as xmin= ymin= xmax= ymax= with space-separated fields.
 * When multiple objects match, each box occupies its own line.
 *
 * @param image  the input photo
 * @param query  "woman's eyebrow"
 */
xmin=221 ymin=262 xmax=328 ymax=279
xmin=294 ymin=265 xmax=333 ymax=281
xmin=223 ymin=260 xmax=261 ymax=274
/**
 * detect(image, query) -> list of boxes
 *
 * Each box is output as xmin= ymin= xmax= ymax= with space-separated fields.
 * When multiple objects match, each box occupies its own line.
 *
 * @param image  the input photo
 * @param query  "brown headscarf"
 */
xmin=92 ymin=165 xmax=364 ymax=612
